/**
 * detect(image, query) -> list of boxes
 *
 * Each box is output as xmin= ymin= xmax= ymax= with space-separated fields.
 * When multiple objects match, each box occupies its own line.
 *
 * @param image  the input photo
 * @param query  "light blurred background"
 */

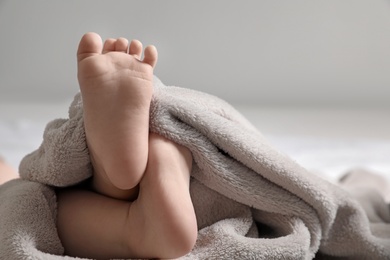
xmin=0 ymin=0 xmax=389 ymax=176
xmin=0 ymin=0 xmax=389 ymax=107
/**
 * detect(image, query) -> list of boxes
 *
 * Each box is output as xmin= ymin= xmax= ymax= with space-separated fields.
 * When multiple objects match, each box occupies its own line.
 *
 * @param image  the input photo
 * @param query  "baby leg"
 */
xmin=126 ymin=133 xmax=197 ymax=257
xmin=57 ymin=33 xmax=196 ymax=259
xmin=57 ymin=133 xmax=197 ymax=259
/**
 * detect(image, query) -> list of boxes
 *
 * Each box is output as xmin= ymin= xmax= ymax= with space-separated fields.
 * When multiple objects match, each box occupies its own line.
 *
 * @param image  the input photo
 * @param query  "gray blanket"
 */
xmin=1 ymin=77 xmax=390 ymax=259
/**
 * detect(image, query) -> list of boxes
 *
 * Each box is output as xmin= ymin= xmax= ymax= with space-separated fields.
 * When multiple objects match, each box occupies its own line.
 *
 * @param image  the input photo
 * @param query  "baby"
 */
xmin=1 ymin=33 xmax=198 ymax=259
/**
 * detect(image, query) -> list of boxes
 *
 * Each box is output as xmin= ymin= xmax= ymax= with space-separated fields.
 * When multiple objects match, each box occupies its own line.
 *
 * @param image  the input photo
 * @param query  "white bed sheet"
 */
xmin=0 ymin=103 xmax=389 ymax=182
xmin=0 ymin=102 xmax=69 ymax=170
xmin=266 ymin=134 xmax=390 ymax=181
xmin=0 ymin=119 xmax=47 ymax=169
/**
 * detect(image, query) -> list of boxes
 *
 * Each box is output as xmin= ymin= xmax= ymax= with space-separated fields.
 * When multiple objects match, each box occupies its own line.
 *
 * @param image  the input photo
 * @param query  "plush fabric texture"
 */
xmin=1 ymin=77 xmax=389 ymax=259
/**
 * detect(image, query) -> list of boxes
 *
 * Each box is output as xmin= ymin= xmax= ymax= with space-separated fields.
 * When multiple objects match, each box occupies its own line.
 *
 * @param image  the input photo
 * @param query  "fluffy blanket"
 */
xmin=1 ymin=77 xmax=390 ymax=259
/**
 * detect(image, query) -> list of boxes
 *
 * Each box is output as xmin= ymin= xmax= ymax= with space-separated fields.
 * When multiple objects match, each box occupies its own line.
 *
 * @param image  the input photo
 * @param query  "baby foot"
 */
xmin=77 ymin=33 xmax=158 ymax=196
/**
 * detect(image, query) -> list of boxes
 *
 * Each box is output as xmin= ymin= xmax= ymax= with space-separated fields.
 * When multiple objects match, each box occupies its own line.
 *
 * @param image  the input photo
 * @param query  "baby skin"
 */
xmin=57 ymin=33 xmax=197 ymax=259
xmin=0 ymin=160 xmax=18 ymax=184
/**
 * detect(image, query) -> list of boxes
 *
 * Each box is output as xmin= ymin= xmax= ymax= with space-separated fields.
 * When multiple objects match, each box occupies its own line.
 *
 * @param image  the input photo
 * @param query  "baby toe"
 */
xmin=103 ymin=38 xmax=116 ymax=53
xmin=115 ymin=38 xmax=129 ymax=53
xmin=129 ymin=39 xmax=143 ymax=59
xmin=143 ymin=45 xmax=158 ymax=68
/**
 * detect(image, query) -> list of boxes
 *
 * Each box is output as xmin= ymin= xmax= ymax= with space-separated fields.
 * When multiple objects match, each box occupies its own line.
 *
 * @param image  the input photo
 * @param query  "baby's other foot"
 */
xmin=77 ymin=32 xmax=158 ymax=198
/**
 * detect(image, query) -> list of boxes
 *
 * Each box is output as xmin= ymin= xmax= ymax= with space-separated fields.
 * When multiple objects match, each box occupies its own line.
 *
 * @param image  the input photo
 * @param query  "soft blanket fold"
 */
xmin=1 ymin=77 xmax=389 ymax=259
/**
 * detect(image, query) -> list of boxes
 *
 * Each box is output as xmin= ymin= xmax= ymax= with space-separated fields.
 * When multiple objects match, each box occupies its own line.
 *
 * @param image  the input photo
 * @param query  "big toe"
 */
xmin=77 ymin=32 xmax=103 ymax=62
